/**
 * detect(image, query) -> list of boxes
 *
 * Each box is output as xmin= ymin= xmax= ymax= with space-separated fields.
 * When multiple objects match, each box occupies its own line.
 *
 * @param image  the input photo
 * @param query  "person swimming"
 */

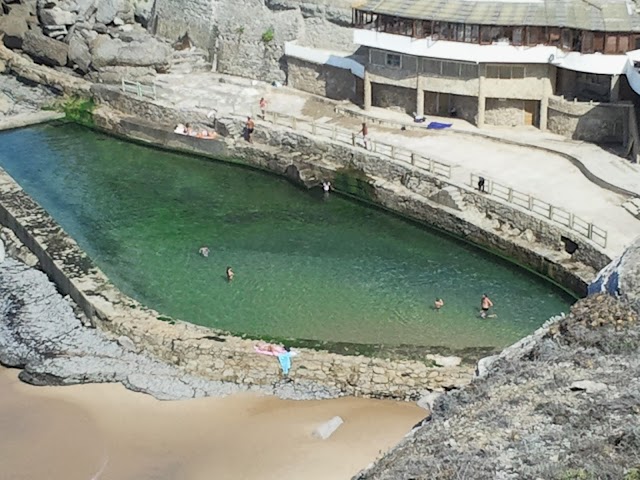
xmin=480 ymin=293 xmax=494 ymax=318
xmin=434 ymin=298 xmax=444 ymax=310
xmin=322 ymin=181 xmax=331 ymax=193
xmin=226 ymin=266 xmax=234 ymax=281
xmin=199 ymin=246 xmax=210 ymax=257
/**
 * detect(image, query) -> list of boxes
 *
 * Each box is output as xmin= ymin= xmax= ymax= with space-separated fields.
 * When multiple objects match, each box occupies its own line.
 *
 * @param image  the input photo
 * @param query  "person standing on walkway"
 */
xmin=259 ymin=97 xmax=267 ymax=118
xmin=480 ymin=294 xmax=493 ymax=318
xmin=245 ymin=117 xmax=255 ymax=143
xmin=478 ymin=176 xmax=486 ymax=193
xmin=358 ymin=122 xmax=369 ymax=150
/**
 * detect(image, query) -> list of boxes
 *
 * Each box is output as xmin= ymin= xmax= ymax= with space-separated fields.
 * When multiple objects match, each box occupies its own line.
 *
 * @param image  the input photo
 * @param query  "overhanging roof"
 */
xmin=352 ymin=0 xmax=640 ymax=32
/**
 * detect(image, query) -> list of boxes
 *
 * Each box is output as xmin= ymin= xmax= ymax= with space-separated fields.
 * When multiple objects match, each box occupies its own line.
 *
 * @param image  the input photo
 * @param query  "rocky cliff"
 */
xmin=0 ymin=0 xmax=356 ymax=84
xmin=151 ymin=0 xmax=356 ymax=82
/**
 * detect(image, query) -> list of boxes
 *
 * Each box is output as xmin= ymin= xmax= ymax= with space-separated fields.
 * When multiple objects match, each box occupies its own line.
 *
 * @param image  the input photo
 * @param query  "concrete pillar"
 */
xmin=363 ymin=70 xmax=372 ymax=111
xmin=610 ymin=74 xmax=620 ymax=102
xmin=477 ymin=65 xmax=486 ymax=128
xmin=539 ymin=95 xmax=549 ymax=131
xmin=416 ymin=88 xmax=424 ymax=117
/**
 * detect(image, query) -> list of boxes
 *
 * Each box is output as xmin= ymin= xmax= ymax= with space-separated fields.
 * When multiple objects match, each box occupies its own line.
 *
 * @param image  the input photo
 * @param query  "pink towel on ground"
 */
xmin=254 ymin=344 xmax=286 ymax=356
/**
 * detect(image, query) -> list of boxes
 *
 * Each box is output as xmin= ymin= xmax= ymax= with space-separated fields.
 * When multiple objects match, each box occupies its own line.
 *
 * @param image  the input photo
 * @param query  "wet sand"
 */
xmin=0 ymin=367 xmax=425 ymax=480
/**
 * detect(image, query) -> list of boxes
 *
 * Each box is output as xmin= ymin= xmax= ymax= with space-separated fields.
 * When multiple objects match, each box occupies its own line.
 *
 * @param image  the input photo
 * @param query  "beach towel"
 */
xmin=278 ymin=352 xmax=292 ymax=375
xmin=427 ymin=122 xmax=452 ymax=130
xmin=254 ymin=344 xmax=286 ymax=356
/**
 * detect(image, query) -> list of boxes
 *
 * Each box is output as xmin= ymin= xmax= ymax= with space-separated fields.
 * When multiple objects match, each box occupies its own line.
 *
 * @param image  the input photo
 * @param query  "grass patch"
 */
xmin=56 ymin=96 xmax=95 ymax=127
xmin=261 ymin=26 xmax=274 ymax=43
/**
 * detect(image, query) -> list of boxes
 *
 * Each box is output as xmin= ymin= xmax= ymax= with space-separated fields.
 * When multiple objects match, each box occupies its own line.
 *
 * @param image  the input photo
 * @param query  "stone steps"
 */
xmin=169 ymin=48 xmax=211 ymax=74
xmin=622 ymin=197 xmax=640 ymax=218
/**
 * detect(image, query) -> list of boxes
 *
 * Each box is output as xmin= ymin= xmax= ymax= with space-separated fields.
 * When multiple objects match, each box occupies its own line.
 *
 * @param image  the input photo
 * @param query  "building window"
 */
xmin=385 ymin=53 xmax=401 ymax=68
xmin=442 ymin=61 xmax=460 ymax=77
xmin=486 ymin=65 xmax=526 ymax=79
xmin=619 ymin=35 xmax=629 ymax=53
xmin=594 ymin=32 xmax=605 ymax=52
xmin=422 ymin=58 xmax=441 ymax=75
xmin=513 ymin=27 xmax=523 ymax=45
xmin=582 ymin=32 xmax=594 ymax=53
xmin=605 ymin=35 xmax=618 ymax=54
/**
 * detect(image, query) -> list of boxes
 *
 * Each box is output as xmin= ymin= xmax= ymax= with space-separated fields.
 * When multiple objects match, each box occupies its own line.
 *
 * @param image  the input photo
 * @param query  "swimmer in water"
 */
xmin=322 ymin=181 xmax=331 ymax=193
xmin=434 ymin=298 xmax=444 ymax=311
xmin=199 ymin=246 xmax=210 ymax=257
xmin=480 ymin=293 xmax=493 ymax=318
xmin=226 ymin=266 xmax=234 ymax=281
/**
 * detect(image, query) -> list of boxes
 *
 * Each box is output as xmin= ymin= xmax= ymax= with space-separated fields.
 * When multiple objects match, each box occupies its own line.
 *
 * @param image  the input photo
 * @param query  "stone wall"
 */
xmin=151 ymin=0 xmax=356 ymax=83
xmin=485 ymin=98 xmax=525 ymax=126
xmin=547 ymin=96 xmax=628 ymax=144
xmin=372 ymin=83 xmax=416 ymax=114
xmin=287 ymin=57 xmax=355 ymax=101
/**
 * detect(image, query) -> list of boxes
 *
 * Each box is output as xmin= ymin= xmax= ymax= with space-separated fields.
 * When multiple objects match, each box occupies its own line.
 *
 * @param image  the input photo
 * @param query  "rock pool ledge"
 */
xmin=0 ymin=167 xmax=474 ymax=400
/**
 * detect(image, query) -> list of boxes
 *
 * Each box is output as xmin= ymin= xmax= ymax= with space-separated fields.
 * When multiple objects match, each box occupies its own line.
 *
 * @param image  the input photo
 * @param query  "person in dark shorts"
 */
xmin=245 ymin=117 xmax=255 ymax=143
xmin=480 ymin=293 xmax=493 ymax=318
xmin=478 ymin=176 xmax=486 ymax=192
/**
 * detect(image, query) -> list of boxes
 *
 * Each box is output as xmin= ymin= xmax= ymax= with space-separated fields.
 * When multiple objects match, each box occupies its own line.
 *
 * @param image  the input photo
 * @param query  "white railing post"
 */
xmin=569 ymin=214 xmax=574 ymax=229
xmin=528 ymin=196 xmax=533 ymax=211
xmin=410 ymin=153 xmax=415 ymax=166
xmin=507 ymin=188 xmax=513 ymax=203
xmin=390 ymin=145 xmax=395 ymax=159
xmin=292 ymin=117 xmax=297 ymax=130
xmin=548 ymin=205 xmax=554 ymax=220
xmin=429 ymin=159 xmax=434 ymax=173
xmin=352 ymin=133 xmax=356 ymax=146
xmin=137 ymin=82 xmax=142 ymax=97
xmin=587 ymin=223 xmax=593 ymax=240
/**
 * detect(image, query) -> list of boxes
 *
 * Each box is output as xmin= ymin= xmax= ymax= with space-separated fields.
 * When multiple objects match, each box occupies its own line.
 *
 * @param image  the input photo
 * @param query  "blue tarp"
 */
xmin=427 ymin=122 xmax=453 ymax=130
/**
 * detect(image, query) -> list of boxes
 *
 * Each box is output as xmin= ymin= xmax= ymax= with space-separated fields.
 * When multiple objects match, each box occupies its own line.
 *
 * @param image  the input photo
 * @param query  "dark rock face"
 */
xmin=355 ymin=295 xmax=640 ymax=480
xmin=589 ymin=236 xmax=640 ymax=315
xmin=22 ymin=30 xmax=68 ymax=67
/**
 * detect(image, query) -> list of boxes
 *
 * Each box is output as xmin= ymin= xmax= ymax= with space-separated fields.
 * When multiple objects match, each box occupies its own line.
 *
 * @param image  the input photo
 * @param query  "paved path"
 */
xmin=154 ymin=72 xmax=640 ymax=256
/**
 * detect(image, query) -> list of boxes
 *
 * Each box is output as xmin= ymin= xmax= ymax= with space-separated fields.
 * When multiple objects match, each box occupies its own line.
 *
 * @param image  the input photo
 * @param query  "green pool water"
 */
xmin=0 ymin=124 xmax=573 ymax=352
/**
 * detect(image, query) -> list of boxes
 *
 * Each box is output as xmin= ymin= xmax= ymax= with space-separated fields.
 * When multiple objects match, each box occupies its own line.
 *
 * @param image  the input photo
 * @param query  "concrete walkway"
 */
xmin=0 ymin=111 xmax=65 ymax=132
xmin=153 ymin=72 xmax=640 ymax=256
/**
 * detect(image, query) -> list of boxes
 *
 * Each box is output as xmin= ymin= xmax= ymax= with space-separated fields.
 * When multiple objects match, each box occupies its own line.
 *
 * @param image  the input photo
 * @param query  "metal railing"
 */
xmin=121 ymin=79 xmax=157 ymax=100
xmin=470 ymin=174 xmax=608 ymax=248
xmin=264 ymin=111 xmax=452 ymax=179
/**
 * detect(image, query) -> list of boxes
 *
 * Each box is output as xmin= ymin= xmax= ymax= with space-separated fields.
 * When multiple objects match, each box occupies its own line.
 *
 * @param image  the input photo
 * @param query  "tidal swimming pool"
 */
xmin=0 ymin=124 xmax=573 ymax=352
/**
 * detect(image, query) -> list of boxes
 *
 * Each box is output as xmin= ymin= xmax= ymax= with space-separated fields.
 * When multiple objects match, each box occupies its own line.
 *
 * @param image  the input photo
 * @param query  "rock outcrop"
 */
xmin=589 ymin=235 xmax=640 ymax=314
xmin=1 ymin=0 xmax=173 ymax=82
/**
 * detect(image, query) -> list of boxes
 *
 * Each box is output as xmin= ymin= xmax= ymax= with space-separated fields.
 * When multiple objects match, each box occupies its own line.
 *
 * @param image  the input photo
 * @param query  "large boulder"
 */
xmin=95 ymin=0 xmax=121 ymax=24
xmin=39 ymin=6 xmax=76 ymax=26
xmin=68 ymin=33 xmax=91 ymax=73
xmin=133 ymin=0 xmax=154 ymax=27
xmin=88 ymin=65 xmax=156 ymax=84
xmin=0 ymin=13 xmax=29 ymax=49
xmin=589 ymin=235 xmax=640 ymax=314
xmin=22 ymin=30 xmax=68 ymax=66
xmin=90 ymin=34 xmax=169 ymax=70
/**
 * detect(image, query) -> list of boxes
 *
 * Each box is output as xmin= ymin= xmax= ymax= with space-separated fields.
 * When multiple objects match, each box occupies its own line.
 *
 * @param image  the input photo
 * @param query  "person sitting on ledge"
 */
xmin=174 ymin=123 xmax=186 ymax=134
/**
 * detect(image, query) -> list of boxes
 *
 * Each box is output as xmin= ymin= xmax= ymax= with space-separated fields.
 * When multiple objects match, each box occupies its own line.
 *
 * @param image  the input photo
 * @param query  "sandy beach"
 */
xmin=0 ymin=367 xmax=425 ymax=480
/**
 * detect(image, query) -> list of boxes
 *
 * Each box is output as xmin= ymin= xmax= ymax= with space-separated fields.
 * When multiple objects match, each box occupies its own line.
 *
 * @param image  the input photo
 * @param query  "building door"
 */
xmin=523 ymin=100 xmax=539 ymax=126
xmin=437 ymin=93 xmax=451 ymax=116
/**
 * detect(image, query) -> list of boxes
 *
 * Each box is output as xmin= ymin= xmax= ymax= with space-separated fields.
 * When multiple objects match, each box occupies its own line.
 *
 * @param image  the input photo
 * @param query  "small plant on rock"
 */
xmin=261 ymin=26 xmax=275 ymax=43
